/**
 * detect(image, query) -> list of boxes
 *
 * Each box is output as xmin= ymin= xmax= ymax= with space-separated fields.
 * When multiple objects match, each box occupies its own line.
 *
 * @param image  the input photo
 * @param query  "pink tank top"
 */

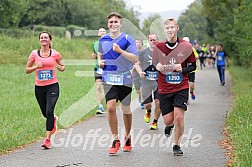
xmin=28 ymin=49 xmax=61 ymax=86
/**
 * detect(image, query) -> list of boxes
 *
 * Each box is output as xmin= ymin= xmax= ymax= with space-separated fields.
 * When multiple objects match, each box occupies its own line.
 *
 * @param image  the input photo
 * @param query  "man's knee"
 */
xmin=120 ymin=105 xmax=132 ymax=114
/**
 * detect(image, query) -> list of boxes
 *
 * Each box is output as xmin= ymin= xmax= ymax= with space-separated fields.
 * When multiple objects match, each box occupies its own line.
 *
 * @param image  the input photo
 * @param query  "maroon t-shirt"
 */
xmin=152 ymin=38 xmax=196 ymax=94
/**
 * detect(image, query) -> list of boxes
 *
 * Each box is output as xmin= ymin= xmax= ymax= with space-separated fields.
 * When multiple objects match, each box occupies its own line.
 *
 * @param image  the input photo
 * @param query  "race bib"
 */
xmin=165 ymin=72 xmax=183 ymax=84
xmin=105 ymin=73 xmax=124 ymax=85
xmin=38 ymin=70 xmax=53 ymax=80
xmin=96 ymin=67 xmax=103 ymax=75
xmin=217 ymin=56 xmax=223 ymax=61
xmin=145 ymin=71 xmax=158 ymax=80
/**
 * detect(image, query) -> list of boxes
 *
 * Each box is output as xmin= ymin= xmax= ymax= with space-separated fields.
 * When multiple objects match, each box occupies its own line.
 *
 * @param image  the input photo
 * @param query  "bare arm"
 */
xmin=134 ymin=61 xmax=145 ymax=78
xmin=56 ymin=59 xmax=65 ymax=72
xmin=25 ymin=59 xmax=41 ymax=74
xmin=225 ymin=53 xmax=229 ymax=66
xmin=97 ymin=52 xmax=105 ymax=68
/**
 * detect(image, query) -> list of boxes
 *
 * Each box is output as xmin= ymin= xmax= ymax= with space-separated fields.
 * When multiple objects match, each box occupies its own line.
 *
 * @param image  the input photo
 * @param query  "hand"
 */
xmin=173 ymin=64 xmax=182 ymax=72
xmin=57 ymin=65 xmax=65 ymax=72
xmin=140 ymin=71 xmax=146 ymax=78
xmin=99 ymin=60 xmax=105 ymax=68
xmin=156 ymin=63 xmax=164 ymax=72
xmin=92 ymin=53 xmax=97 ymax=59
xmin=36 ymin=62 xmax=42 ymax=68
xmin=112 ymin=43 xmax=122 ymax=54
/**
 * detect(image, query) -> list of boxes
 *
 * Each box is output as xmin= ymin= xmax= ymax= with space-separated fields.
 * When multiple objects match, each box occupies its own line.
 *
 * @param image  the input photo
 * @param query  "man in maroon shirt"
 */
xmin=152 ymin=18 xmax=196 ymax=156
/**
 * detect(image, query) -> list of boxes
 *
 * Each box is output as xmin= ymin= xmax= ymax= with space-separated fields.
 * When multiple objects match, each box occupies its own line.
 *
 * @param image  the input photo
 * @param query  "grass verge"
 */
xmin=0 ymin=64 xmax=100 ymax=155
xmin=225 ymin=64 xmax=252 ymax=166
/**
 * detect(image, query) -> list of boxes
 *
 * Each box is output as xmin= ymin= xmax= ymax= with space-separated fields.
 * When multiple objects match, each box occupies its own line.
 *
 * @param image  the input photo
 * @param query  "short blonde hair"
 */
xmin=163 ymin=18 xmax=178 ymax=26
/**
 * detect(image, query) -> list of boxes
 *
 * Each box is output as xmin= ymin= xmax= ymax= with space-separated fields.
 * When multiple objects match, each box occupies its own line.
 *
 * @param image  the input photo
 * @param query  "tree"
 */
xmin=141 ymin=13 xmax=162 ymax=36
xmin=0 ymin=0 xmax=29 ymax=28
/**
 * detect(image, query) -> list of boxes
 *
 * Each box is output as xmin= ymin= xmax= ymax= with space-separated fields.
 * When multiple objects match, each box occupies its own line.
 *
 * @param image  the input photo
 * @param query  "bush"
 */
xmin=0 ymin=28 xmax=34 ymax=38
xmin=33 ymin=25 xmax=66 ymax=38
xmin=66 ymin=25 xmax=87 ymax=38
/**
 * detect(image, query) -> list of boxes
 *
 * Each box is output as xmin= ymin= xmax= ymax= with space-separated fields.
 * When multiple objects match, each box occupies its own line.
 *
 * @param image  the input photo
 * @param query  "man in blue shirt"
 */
xmin=214 ymin=44 xmax=229 ymax=86
xmin=98 ymin=12 xmax=138 ymax=155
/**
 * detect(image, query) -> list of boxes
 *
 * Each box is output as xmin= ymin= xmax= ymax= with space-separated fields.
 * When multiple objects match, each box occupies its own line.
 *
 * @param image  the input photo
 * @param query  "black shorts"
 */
xmin=142 ymin=84 xmax=159 ymax=104
xmin=159 ymin=89 xmax=189 ymax=116
xmin=94 ymin=68 xmax=102 ymax=81
xmin=103 ymin=83 xmax=132 ymax=106
xmin=188 ymin=72 xmax=195 ymax=82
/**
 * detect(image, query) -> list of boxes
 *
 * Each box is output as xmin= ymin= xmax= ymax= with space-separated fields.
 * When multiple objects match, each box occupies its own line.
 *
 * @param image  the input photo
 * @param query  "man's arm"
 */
xmin=112 ymin=43 xmax=138 ymax=63
xmin=98 ymin=52 xmax=105 ymax=68
xmin=225 ymin=52 xmax=229 ymax=67
xmin=182 ymin=62 xmax=196 ymax=74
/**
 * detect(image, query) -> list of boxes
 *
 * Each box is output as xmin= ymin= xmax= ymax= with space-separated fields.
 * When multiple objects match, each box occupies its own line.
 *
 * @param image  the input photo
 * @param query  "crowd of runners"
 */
xmin=25 ymin=11 xmax=229 ymax=156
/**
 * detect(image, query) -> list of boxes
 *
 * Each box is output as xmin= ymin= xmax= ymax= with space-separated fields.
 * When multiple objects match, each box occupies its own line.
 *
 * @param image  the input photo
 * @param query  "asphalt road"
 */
xmin=0 ymin=67 xmax=232 ymax=167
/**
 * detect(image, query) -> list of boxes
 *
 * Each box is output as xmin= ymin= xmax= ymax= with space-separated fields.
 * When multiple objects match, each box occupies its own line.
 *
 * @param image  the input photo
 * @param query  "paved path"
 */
xmin=0 ymin=68 xmax=232 ymax=167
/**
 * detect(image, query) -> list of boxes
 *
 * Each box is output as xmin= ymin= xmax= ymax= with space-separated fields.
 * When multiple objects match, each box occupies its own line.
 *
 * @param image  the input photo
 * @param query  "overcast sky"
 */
xmin=126 ymin=0 xmax=195 ymax=12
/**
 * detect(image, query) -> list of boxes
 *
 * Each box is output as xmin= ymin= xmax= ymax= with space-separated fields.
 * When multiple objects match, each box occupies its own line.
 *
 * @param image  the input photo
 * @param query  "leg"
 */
xmin=173 ymin=107 xmax=185 ymax=145
xmin=142 ymin=84 xmax=153 ymax=123
xmin=120 ymin=104 xmax=132 ymax=138
xmin=107 ymin=99 xmax=118 ymax=139
xmin=35 ymin=86 xmax=47 ymax=118
xmin=221 ymin=65 xmax=225 ymax=84
xmin=96 ymin=79 xmax=103 ymax=105
xmin=217 ymin=65 xmax=222 ymax=83
xmin=45 ymin=83 xmax=59 ymax=139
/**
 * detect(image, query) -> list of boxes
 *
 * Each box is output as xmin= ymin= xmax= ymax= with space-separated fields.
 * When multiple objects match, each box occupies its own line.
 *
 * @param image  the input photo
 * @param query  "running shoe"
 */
xmin=190 ymin=92 xmax=196 ymax=100
xmin=51 ymin=115 xmax=58 ymax=134
xmin=173 ymin=145 xmax=183 ymax=156
xmin=164 ymin=125 xmax=174 ymax=138
xmin=150 ymin=122 xmax=158 ymax=130
xmin=42 ymin=139 xmax=51 ymax=149
xmin=109 ymin=140 xmax=120 ymax=155
xmin=123 ymin=137 xmax=132 ymax=152
xmin=140 ymin=103 xmax=144 ymax=109
xmin=144 ymin=111 xmax=151 ymax=123
xmin=96 ymin=106 xmax=105 ymax=114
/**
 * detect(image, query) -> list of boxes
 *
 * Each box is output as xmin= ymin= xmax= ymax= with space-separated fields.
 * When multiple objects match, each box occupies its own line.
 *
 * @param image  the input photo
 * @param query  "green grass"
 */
xmin=0 ymin=34 xmax=101 ymax=154
xmin=0 ymin=34 xmax=96 ymax=65
xmin=0 ymin=63 xmax=99 ymax=154
xmin=226 ymin=64 xmax=252 ymax=166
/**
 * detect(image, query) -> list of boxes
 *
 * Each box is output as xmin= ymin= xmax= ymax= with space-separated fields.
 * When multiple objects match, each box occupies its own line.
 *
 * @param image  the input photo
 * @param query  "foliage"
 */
xmin=34 ymin=25 xmax=66 ymax=38
xmin=141 ymin=13 xmax=162 ymax=36
xmin=177 ymin=0 xmax=251 ymax=67
xmin=0 ymin=34 xmax=94 ymax=65
xmin=226 ymin=63 xmax=252 ymax=167
xmin=0 ymin=0 xmax=140 ymax=30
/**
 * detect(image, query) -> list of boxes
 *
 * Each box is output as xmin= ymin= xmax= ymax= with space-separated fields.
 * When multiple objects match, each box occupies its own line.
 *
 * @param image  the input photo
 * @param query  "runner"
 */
xmin=97 ymin=12 xmax=138 ymax=155
xmin=135 ymin=33 xmax=161 ymax=130
xmin=152 ymin=18 xmax=196 ymax=156
xmin=198 ymin=44 xmax=206 ymax=69
xmin=209 ymin=45 xmax=216 ymax=68
xmin=214 ymin=44 xmax=229 ymax=86
xmin=183 ymin=36 xmax=199 ymax=100
xmin=25 ymin=31 xmax=65 ymax=149
xmin=92 ymin=27 xmax=106 ymax=114
xmin=132 ymin=38 xmax=144 ymax=109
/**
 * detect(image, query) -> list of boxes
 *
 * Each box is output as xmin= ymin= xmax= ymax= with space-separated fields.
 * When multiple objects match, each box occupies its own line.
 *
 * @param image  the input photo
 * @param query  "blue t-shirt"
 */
xmin=216 ymin=51 xmax=227 ymax=66
xmin=98 ymin=33 xmax=138 ymax=85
